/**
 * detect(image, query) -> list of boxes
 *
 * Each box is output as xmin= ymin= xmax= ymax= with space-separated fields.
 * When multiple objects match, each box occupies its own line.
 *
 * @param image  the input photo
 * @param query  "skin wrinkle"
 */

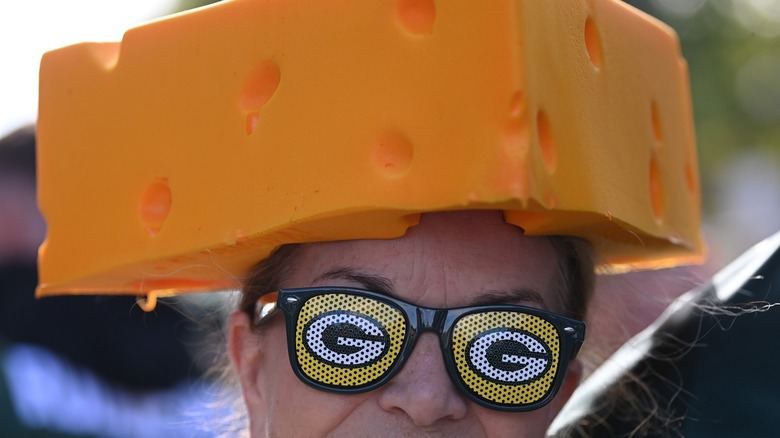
xmin=470 ymin=289 xmax=548 ymax=310
xmin=312 ymin=268 xmax=396 ymax=296
xmin=231 ymin=211 xmax=587 ymax=437
xmin=312 ymin=267 xmax=548 ymax=310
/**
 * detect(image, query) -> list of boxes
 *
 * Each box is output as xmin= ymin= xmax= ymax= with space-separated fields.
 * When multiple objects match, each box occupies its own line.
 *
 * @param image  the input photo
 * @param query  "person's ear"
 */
xmin=228 ymin=311 xmax=266 ymax=415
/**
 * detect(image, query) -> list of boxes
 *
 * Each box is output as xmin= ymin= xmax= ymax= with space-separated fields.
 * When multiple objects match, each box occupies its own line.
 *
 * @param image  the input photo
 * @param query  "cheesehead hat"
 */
xmin=36 ymin=0 xmax=703 ymax=298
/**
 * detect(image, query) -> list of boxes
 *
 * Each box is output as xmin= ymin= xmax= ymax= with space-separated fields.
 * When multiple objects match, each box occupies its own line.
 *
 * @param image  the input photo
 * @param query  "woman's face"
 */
xmin=229 ymin=210 xmax=581 ymax=437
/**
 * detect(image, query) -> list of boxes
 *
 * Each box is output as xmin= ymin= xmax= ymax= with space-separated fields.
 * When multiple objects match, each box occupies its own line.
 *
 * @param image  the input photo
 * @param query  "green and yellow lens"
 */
xmin=450 ymin=311 xmax=561 ymax=406
xmin=293 ymin=293 xmax=408 ymax=388
xmin=275 ymin=287 xmax=580 ymax=411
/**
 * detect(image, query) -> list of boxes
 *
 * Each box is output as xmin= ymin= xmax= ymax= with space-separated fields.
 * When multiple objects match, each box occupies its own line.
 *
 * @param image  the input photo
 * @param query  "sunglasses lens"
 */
xmin=450 ymin=311 xmax=561 ymax=408
xmin=293 ymin=292 xmax=408 ymax=390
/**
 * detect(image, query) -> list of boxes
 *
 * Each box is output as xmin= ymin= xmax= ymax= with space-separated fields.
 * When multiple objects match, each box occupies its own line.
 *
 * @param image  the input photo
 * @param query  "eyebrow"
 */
xmin=312 ymin=266 xmax=548 ymax=309
xmin=312 ymin=267 xmax=396 ymax=296
xmin=468 ymin=288 xmax=548 ymax=309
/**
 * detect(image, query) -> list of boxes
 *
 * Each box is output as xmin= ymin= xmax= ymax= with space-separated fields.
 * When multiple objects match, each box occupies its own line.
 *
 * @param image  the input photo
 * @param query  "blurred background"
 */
xmin=0 ymin=0 xmax=778 ymax=436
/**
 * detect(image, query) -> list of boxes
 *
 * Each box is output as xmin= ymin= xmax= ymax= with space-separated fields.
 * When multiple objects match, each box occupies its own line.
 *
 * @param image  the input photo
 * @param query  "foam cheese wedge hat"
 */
xmin=36 ymin=0 xmax=703 ymax=299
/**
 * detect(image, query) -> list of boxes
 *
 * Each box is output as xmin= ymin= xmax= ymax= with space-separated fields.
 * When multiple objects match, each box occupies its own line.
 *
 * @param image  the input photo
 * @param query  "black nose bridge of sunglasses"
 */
xmin=416 ymin=306 xmax=448 ymax=332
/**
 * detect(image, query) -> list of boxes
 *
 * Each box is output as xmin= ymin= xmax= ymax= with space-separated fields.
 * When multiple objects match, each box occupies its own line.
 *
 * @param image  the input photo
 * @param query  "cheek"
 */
xmin=255 ymin=323 xmax=374 ymax=436
xmin=471 ymin=405 xmax=557 ymax=437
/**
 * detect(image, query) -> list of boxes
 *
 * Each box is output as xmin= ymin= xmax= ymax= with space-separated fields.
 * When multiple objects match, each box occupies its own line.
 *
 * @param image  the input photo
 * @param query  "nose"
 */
xmin=377 ymin=333 xmax=469 ymax=426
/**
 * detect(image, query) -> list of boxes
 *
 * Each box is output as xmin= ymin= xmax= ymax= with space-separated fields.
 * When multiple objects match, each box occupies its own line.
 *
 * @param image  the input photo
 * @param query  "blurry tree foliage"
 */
xmin=174 ymin=0 xmax=222 ymax=12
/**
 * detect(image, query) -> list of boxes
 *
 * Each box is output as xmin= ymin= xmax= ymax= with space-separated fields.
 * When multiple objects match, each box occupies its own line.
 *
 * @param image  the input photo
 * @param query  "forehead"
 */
xmin=284 ymin=211 xmax=562 ymax=308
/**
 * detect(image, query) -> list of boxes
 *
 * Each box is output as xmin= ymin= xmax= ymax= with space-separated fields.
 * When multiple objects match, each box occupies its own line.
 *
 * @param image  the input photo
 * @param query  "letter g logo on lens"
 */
xmin=466 ymin=328 xmax=552 ymax=385
xmin=303 ymin=311 xmax=391 ymax=368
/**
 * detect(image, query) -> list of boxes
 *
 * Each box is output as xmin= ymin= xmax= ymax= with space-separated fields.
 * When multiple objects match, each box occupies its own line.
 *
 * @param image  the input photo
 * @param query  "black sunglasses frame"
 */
xmin=256 ymin=286 xmax=586 ymax=412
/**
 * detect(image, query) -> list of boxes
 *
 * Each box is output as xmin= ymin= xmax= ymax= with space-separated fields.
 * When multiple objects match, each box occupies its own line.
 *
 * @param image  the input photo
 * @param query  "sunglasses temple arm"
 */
xmin=255 ymin=291 xmax=280 ymax=325
xmin=568 ymin=325 xmax=586 ymax=359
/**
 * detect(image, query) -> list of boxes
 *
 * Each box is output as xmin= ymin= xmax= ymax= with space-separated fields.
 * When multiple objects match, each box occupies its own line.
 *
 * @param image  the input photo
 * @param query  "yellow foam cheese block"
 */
xmin=37 ymin=0 xmax=703 ymax=297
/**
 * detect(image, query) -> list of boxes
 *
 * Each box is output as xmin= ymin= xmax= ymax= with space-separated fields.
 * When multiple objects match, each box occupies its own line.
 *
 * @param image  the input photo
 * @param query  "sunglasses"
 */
xmin=255 ymin=287 xmax=585 ymax=412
